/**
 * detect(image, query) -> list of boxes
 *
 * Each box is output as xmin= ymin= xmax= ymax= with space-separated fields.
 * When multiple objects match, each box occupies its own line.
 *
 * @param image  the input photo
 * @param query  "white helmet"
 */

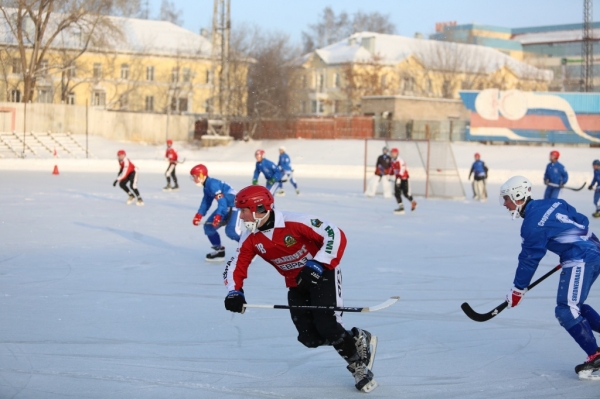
xmin=499 ymin=176 xmax=532 ymax=219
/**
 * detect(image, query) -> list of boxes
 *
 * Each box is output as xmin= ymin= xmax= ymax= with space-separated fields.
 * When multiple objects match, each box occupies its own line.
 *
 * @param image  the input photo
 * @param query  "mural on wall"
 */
xmin=460 ymin=89 xmax=600 ymax=143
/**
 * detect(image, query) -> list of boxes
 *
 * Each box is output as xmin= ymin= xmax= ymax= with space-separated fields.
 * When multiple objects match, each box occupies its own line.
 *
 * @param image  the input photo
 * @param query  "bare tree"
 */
xmin=340 ymin=54 xmax=388 ymax=114
xmin=158 ymin=0 xmax=182 ymax=26
xmin=302 ymin=7 xmax=396 ymax=53
xmin=0 ymin=0 xmax=121 ymax=103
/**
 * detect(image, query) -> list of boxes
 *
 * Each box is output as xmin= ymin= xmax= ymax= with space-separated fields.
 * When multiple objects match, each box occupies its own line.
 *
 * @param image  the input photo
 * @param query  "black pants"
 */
xmin=394 ymin=178 xmax=413 ymax=204
xmin=165 ymin=163 xmax=178 ymax=185
xmin=288 ymin=267 xmax=358 ymax=362
xmin=119 ymin=171 xmax=141 ymax=197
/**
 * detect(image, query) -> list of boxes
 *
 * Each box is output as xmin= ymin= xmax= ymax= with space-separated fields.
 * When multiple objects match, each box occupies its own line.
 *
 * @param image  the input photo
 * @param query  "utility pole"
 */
xmin=581 ymin=0 xmax=594 ymax=92
xmin=210 ymin=0 xmax=231 ymax=136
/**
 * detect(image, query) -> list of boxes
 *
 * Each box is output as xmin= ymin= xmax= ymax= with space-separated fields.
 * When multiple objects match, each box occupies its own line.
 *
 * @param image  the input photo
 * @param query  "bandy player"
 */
xmin=222 ymin=185 xmax=377 ymax=392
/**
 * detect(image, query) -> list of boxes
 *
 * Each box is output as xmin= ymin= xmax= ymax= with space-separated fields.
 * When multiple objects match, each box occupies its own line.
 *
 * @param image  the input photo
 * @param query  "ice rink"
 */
xmin=2 ymin=141 xmax=600 ymax=398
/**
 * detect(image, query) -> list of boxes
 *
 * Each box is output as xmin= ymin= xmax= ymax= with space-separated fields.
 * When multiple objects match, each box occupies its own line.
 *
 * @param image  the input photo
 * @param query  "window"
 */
xmin=120 ymin=64 xmax=129 ymax=80
xmin=311 ymin=100 xmax=324 ymax=114
xmin=9 ymin=89 xmax=21 ymax=103
xmin=317 ymin=74 xmax=324 ymax=91
xmin=92 ymin=91 xmax=106 ymax=106
xmin=37 ymin=88 xmax=53 ymax=103
xmin=146 ymin=66 xmax=154 ymax=81
xmin=170 ymin=96 xmax=188 ymax=112
xmin=171 ymin=67 xmax=179 ymax=83
xmin=206 ymin=70 xmax=211 ymax=84
xmin=93 ymin=63 xmax=102 ymax=79
xmin=66 ymin=92 xmax=75 ymax=105
xmin=183 ymin=68 xmax=191 ymax=82
xmin=40 ymin=60 xmax=49 ymax=74
xmin=333 ymin=73 xmax=341 ymax=88
xmin=12 ymin=58 xmax=21 ymax=74
xmin=402 ymin=76 xmax=414 ymax=92
xmin=66 ymin=64 xmax=76 ymax=78
xmin=145 ymin=96 xmax=154 ymax=111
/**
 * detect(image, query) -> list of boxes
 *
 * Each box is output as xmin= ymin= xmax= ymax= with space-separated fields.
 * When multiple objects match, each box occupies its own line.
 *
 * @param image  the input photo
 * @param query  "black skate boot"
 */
xmin=163 ymin=184 xmax=172 ymax=191
xmin=393 ymin=204 xmax=405 ymax=215
xmin=593 ymin=211 xmax=600 ymax=218
xmin=206 ymin=246 xmax=225 ymax=262
xmin=172 ymin=183 xmax=179 ymax=191
xmin=136 ymin=197 xmax=145 ymax=206
xmin=575 ymin=348 xmax=600 ymax=379
xmin=347 ymin=360 xmax=377 ymax=392
xmin=126 ymin=193 xmax=136 ymax=204
xmin=352 ymin=327 xmax=377 ymax=370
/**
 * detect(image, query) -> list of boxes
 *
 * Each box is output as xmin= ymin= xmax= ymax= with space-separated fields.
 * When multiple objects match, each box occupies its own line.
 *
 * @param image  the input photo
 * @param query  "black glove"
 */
xmin=296 ymin=260 xmax=323 ymax=292
xmin=113 ymin=180 xmax=118 ymax=187
xmin=590 ymin=185 xmax=594 ymax=191
xmin=224 ymin=290 xmax=246 ymax=313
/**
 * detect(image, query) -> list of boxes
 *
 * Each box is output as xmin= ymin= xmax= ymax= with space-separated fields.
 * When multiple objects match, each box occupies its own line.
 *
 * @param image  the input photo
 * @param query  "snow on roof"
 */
xmin=513 ymin=28 xmax=600 ymax=45
xmin=306 ymin=32 xmax=552 ymax=81
xmin=0 ymin=9 xmax=212 ymax=58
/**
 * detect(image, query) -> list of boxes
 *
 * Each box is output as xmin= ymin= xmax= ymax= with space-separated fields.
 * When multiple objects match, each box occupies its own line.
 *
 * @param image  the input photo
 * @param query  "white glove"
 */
xmin=506 ymin=286 xmax=527 ymax=308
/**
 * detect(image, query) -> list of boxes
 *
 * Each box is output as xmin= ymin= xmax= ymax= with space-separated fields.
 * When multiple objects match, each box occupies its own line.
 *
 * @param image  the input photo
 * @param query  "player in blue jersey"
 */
xmin=500 ymin=175 xmax=600 ymax=378
xmin=252 ymin=149 xmax=284 ymax=195
xmin=588 ymin=160 xmax=600 ymax=218
xmin=275 ymin=146 xmax=300 ymax=196
xmin=468 ymin=152 xmax=488 ymax=201
xmin=544 ymin=150 xmax=569 ymax=199
xmin=190 ymin=164 xmax=240 ymax=262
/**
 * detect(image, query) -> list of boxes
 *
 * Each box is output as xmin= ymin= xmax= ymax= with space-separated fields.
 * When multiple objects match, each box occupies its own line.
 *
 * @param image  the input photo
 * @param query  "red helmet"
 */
xmin=255 ymin=149 xmax=265 ymax=157
xmin=190 ymin=164 xmax=208 ymax=177
xmin=117 ymin=150 xmax=126 ymax=156
xmin=550 ymin=150 xmax=560 ymax=159
xmin=474 ymin=152 xmax=481 ymax=159
xmin=235 ymin=185 xmax=274 ymax=213
xmin=390 ymin=147 xmax=399 ymax=154
xmin=166 ymin=139 xmax=173 ymax=146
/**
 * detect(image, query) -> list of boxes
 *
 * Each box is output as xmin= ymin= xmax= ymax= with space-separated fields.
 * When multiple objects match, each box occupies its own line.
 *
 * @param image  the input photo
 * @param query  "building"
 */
xmin=295 ymin=32 xmax=552 ymax=117
xmin=0 ymin=12 xmax=249 ymax=116
xmin=432 ymin=22 xmax=600 ymax=92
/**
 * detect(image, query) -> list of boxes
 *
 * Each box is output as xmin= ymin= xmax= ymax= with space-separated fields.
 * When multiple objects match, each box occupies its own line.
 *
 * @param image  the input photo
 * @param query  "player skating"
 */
xmin=588 ymin=160 xmax=600 ymax=218
xmin=468 ymin=152 xmax=488 ymax=201
xmin=390 ymin=148 xmax=416 ymax=214
xmin=544 ymin=150 xmax=568 ymax=199
xmin=365 ymin=146 xmax=392 ymax=198
xmin=223 ymin=185 xmax=378 ymax=392
xmin=252 ymin=149 xmax=284 ymax=196
xmin=275 ymin=146 xmax=300 ymax=196
xmin=499 ymin=176 xmax=600 ymax=379
xmin=163 ymin=139 xmax=179 ymax=191
xmin=190 ymin=164 xmax=240 ymax=262
xmin=113 ymin=150 xmax=144 ymax=206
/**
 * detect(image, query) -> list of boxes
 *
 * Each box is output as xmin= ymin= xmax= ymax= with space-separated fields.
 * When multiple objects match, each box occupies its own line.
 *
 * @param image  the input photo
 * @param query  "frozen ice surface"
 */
xmin=1 ymin=140 xmax=600 ymax=398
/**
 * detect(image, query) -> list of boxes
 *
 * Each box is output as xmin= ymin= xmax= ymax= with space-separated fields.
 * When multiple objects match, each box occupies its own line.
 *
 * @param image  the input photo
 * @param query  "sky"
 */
xmin=147 ymin=0 xmax=600 ymax=44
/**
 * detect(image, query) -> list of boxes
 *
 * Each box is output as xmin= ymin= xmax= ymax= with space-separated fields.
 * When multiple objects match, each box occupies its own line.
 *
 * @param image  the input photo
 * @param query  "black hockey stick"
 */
xmin=547 ymin=182 xmax=587 ymax=191
xmin=461 ymin=264 xmax=561 ymax=322
xmin=244 ymin=296 xmax=400 ymax=313
xmin=177 ymin=157 xmax=186 ymax=165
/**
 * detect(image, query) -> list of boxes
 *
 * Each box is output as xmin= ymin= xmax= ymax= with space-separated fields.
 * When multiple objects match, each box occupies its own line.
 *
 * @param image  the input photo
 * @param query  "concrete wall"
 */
xmin=362 ymin=95 xmax=470 ymax=121
xmin=0 ymin=102 xmax=194 ymax=144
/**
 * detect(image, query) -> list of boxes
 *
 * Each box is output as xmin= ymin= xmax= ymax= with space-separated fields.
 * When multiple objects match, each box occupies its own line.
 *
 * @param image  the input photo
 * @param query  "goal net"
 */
xmin=363 ymin=139 xmax=465 ymax=199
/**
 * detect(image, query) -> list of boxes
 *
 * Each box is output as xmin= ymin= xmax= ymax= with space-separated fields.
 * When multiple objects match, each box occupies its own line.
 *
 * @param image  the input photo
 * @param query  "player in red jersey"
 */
xmin=113 ymin=150 xmax=144 ymax=206
xmin=164 ymin=139 xmax=179 ymax=191
xmin=390 ymin=148 xmax=416 ymax=214
xmin=222 ymin=185 xmax=377 ymax=392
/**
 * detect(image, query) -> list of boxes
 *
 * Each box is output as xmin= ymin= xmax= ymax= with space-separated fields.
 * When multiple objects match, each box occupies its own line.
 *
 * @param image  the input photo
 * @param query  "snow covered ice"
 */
xmin=1 ymin=138 xmax=600 ymax=398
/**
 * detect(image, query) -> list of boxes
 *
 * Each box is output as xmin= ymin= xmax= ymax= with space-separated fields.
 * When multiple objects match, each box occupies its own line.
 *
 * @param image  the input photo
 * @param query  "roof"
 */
xmin=304 ymin=32 xmax=553 ymax=80
xmin=0 ymin=9 xmax=212 ymax=58
xmin=512 ymin=22 xmax=600 ymax=35
xmin=514 ymin=28 xmax=600 ymax=45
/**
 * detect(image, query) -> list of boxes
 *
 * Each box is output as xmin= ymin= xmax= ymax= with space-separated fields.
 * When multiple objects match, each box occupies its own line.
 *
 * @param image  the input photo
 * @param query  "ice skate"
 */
xmin=576 ymin=349 xmax=600 ymax=379
xmin=295 ymin=189 xmax=300 ymax=195
xmin=136 ymin=198 xmax=145 ymax=206
xmin=393 ymin=205 xmax=405 ymax=215
xmin=411 ymin=200 xmax=417 ymax=211
xmin=352 ymin=327 xmax=378 ymax=370
xmin=347 ymin=361 xmax=377 ymax=393
xmin=276 ymin=189 xmax=285 ymax=197
xmin=172 ymin=184 xmax=179 ymax=191
xmin=126 ymin=194 xmax=136 ymax=204
xmin=206 ymin=246 xmax=225 ymax=262
xmin=592 ymin=211 xmax=600 ymax=218
xmin=163 ymin=184 xmax=172 ymax=191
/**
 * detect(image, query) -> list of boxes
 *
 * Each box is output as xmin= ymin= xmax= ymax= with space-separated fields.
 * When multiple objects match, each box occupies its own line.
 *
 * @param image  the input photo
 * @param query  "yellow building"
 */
xmin=295 ymin=32 xmax=553 ymax=116
xmin=0 ymin=15 xmax=248 ymax=116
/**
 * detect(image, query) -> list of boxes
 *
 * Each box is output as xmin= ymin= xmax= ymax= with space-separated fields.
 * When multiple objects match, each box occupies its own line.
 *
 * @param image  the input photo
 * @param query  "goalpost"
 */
xmin=363 ymin=138 xmax=465 ymax=199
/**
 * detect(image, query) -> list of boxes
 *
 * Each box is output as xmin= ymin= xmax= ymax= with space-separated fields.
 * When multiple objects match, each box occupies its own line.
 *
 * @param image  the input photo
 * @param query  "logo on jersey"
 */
xmin=255 ymin=243 xmax=266 ymax=254
xmin=284 ymin=235 xmax=297 ymax=247
xmin=311 ymin=219 xmax=323 ymax=228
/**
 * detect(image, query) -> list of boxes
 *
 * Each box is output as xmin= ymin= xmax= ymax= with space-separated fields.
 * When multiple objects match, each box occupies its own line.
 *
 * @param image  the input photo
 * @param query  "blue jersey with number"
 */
xmin=253 ymin=158 xmax=283 ymax=181
xmin=198 ymin=177 xmax=236 ymax=217
xmin=278 ymin=153 xmax=293 ymax=172
xmin=514 ymin=199 xmax=600 ymax=289
xmin=544 ymin=161 xmax=568 ymax=185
